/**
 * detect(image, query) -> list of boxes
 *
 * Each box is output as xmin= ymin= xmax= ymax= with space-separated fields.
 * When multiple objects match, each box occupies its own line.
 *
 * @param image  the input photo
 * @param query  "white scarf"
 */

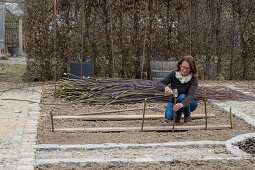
xmin=175 ymin=71 xmax=192 ymax=84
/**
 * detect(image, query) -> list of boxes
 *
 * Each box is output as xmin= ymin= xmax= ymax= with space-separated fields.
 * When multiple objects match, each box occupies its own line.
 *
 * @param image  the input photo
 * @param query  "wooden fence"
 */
xmin=150 ymin=61 xmax=177 ymax=81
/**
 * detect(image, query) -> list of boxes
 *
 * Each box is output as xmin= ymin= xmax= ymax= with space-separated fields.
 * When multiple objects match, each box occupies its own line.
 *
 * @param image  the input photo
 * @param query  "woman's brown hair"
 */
xmin=176 ymin=55 xmax=199 ymax=77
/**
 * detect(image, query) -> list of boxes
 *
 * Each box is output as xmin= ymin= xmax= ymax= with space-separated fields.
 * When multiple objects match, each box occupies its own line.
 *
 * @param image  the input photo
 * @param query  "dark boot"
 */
xmin=184 ymin=116 xmax=191 ymax=123
xmin=175 ymin=113 xmax=182 ymax=123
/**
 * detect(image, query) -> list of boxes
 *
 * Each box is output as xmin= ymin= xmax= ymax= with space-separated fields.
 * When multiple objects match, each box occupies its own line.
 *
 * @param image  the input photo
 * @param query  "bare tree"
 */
xmin=25 ymin=0 xmax=255 ymax=80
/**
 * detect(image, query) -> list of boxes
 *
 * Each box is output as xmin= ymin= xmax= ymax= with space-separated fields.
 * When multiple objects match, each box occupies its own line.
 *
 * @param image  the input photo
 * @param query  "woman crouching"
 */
xmin=156 ymin=56 xmax=199 ymax=123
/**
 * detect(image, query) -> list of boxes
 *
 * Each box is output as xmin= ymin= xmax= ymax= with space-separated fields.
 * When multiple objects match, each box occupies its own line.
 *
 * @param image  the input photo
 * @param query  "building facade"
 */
xmin=0 ymin=2 xmax=5 ymax=50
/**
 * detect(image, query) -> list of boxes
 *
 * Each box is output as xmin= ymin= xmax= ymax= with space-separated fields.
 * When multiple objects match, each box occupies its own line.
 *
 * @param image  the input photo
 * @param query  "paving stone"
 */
xmin=17 ymin=165 xmax=34 ymax=170
xmin=20 ymin=152 xmax=35 ymax=158
xmin=6 ymin=165 xmax=17 ymax=169
xmin=18 ymin=158 xmax=35 ymax=165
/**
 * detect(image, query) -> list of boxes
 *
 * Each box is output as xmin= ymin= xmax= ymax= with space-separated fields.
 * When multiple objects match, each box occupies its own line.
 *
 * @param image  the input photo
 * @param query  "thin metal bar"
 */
xmin=141 ymin=98 xmax=147 ymax=131
xmin=50 ymin=111 xmax=55 ymax=132
xmin=204 ymin=89 xmax=208 ymax=130
xmin=172 ymin=98 xmax=176 ymax=132
xmin=172 ymin=89 xmax=178 ymax=132
xmin=230 ymin=107 xmax=232 ymax=129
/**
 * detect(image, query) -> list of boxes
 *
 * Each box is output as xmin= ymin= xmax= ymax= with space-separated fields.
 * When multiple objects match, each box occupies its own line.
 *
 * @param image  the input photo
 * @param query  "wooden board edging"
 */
xmin=53 ymin=124 xmax=231 ymax=133
xmin=54 ymin=113 xmax=214 ymax=121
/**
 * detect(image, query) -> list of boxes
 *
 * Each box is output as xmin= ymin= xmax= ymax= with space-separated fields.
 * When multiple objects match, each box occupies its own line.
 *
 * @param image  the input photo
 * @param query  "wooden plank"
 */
xmin=54 ymin=124 xmax=231 ymax=133
xmin=54 ymin=113 xmax=215 ymax=121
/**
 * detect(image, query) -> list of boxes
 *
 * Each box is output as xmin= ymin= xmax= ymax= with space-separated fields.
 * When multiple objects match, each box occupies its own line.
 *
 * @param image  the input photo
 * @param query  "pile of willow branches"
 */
xmin=55 ymin=77 xmax=254 ymax=105
xmin=56 ymin=77 xmax=163 ymax=104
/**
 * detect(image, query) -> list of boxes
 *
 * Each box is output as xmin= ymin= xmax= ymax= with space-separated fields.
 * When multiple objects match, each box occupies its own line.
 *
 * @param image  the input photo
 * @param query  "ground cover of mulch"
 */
xmin=237 ymin=137 xmax=255 ymax=156
xmin=37 ymin=84 xmax=255 ymax=145
xmin=236 ymin=84 xmax=255 ymax=93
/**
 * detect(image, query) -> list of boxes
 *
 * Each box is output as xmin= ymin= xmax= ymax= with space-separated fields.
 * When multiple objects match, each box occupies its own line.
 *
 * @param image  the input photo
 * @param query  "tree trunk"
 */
xmin=84 ymin=0 xmax=92 ymax=62
xmin=102 ymin=0 xmax=113 ymax=77
xmin=166 ymin=0 xmax=172 ymax=57
xmin=118 ymin=1 xmax=125 ymax=78
xmin=216 ymin=0 xmax=222 ymax=77
xmin=146 ymin=0 xmax=153 ymax=80
xmin=192 ymin=0 xmax=199 ymax=56
xmin=238 ymin=9 xmax=247 ymax=80
xmin=204 ymin=0 xmax=213 ymax=80
xmin=141 ymin=0 xmax=148 ymax=79
xmin=109 ymin=0 xmax=114 ymax=77
xmin=92 ymin=3 xmax=98 ymax=76
xmin=133 ymin=0 xmax=141 ymax=79
xmin=229 ymin=0 xmax=236 ymax=80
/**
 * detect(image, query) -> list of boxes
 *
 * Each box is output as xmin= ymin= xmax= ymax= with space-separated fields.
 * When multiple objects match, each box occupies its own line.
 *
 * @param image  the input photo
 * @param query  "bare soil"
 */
xmin=37 ymin=84 xmax=255 ymax=145
xmin=36 ymin=160 xmax=255 ymax=170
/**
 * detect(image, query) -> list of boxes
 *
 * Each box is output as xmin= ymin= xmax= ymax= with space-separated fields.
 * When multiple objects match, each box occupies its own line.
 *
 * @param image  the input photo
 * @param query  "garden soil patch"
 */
xmin=36 ymin=160 xmax=255 ymax=170
xmin=37 ymin=84 xmax=255 ymax=145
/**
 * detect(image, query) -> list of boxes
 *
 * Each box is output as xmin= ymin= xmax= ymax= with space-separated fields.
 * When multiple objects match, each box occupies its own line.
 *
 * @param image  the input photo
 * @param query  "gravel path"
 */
xmin=0 ymin=86 xmax=42 ymax=170
xmin=0 ymin=57 xmax=41 ymax=169
xmin=0 ymin=56 xmax=26 ymax=65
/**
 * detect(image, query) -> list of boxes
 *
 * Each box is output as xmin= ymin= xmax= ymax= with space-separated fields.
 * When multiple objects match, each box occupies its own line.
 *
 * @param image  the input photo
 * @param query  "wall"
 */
xmin=0 ymin=2 xmax=5 ymax=50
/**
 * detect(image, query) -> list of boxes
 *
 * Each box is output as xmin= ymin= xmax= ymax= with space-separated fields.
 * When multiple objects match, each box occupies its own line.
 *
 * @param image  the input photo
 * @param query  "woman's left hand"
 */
xmin=173 ymin=103 xmax=184 ymax=111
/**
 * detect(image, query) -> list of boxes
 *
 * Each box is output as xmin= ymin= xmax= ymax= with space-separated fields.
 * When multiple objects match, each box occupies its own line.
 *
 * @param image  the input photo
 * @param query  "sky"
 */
xmin=5 ymin=2 xmax=24 ymax=16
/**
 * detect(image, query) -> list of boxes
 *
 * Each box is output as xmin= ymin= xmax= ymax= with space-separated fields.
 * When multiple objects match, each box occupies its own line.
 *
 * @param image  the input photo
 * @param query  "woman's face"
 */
xmin=180 ymin=61 xmax=190 ymax=76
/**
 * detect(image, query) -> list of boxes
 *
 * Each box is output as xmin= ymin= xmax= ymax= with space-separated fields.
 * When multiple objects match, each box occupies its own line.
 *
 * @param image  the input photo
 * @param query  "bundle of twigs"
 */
xmin=55 ymin=77 xmax=254 ymax=105
xmin=56 ymin=77 xmax=164 ymax=104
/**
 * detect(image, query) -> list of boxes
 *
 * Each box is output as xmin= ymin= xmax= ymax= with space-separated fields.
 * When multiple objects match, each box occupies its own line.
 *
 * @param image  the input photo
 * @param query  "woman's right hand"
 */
xmin=164 ymin=86 xmax=173 ymax=96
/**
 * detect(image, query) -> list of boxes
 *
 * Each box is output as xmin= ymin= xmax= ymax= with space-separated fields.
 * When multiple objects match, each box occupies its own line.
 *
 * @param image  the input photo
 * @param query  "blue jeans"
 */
xmin=165 ymin=94 xmax=197 ymax=120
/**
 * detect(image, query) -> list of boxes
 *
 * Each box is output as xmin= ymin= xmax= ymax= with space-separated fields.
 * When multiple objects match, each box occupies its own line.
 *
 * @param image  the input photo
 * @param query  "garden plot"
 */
xmin=35 ymin=81 xmax=255 ymax=169
xmin=36 ymin=83 xmax=255 ymax=169
xmin=37 ymin=83 xmax=255 ymax=145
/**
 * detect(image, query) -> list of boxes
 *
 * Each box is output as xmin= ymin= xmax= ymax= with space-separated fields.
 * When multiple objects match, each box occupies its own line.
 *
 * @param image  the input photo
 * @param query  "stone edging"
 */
xmin=209 ymin=100 xmax=255 ymax=128
xmin=35 ymin=134 xmax=255 ymax=167
xmin=36 ymin=157 xmax=245 ymax=167
xmin=225 ymin=133 xmax=255 ymax=158
xmin=35 ymin=141 xmax=239 ymax=167
xmin=36 ymin=140 xmax=225 ymax=151
xmin=17 ymin=87 xmax=42 ymax=170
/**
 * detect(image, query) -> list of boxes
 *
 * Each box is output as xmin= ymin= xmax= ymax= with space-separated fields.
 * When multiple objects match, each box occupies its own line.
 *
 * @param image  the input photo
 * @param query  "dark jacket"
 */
xmin=156 ymin=71 xmax=198 ymax=108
